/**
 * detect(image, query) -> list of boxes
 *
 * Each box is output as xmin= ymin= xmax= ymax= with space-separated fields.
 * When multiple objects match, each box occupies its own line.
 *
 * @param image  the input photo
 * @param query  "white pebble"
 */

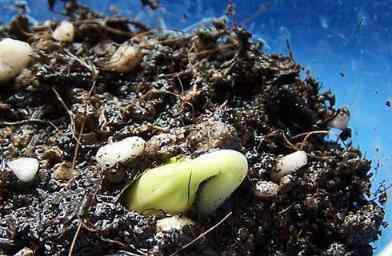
xmin=106 ymin=44 xmax=143 ymax=73
xmin=7 ymin=157 xmax=39 ymax=182
xmin=254 ymin=180 xmax=279 ymax=199
xmin=156 ymin=216 xmax=194 ymax=232
xmin=52 ymin=21 xmax=75 ymax=43
xmin=96 ymin=136 xmax=146 ymax=169
xmin=0 ymin=38 xmax=33 ymax=83
xmin=272 ymin=151 xmax=308 ymax=181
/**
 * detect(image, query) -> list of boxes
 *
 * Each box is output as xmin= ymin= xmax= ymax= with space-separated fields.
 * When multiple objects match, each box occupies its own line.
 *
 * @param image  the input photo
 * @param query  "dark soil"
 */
xmin=0 ymin=1 xmax=386 ymax=256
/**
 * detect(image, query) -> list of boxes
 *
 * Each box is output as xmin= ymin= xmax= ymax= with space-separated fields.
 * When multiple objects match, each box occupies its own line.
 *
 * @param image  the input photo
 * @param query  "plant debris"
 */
xmin=0 ymin=1 xmax=386 ymax=256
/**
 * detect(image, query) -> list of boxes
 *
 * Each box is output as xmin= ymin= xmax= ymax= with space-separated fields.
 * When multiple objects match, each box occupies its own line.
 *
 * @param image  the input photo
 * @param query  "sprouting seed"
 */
xmin=124 ymin=149 xmax=248 ymax=215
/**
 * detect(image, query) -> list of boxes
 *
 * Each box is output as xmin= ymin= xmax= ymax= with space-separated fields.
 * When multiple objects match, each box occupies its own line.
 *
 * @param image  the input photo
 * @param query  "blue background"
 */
xmin=1 ymin=0 xmax=391 ymax=254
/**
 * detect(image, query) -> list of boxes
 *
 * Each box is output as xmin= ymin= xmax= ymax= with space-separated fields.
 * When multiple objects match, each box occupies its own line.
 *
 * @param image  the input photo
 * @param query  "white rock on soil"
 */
xmin=271 ymin=151 xmax=308 ymax=181
xmin=254 ymin=180 xmax=279 ymax=199
xmin=7 ymin=157 xmax=39 ymax=182
xmin=52 ymin=21 xmax=75 ymax=43
xmin=96 ymin=136 xmax=146 ymax=169
xmin=106 ymin=44 xmax=143 ymax=72
xmin=0 ymin=38 xmax=33 ymax=83
xmin=156 ymin=216 xmax=194 ymax=232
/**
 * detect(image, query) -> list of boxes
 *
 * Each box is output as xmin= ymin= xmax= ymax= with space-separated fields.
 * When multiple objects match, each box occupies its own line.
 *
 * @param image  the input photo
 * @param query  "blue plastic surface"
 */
xmin=1 ymin=0 xmax=390 ymax=254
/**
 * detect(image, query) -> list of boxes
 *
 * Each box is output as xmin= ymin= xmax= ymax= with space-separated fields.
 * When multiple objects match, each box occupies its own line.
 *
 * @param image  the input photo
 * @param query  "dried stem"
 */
xmin=71 ymin=81 xmax=96 ymax=170
xmin=278 ymin=203 xmax=294 ymax=215
xmin=63 ymin=49 xmax=93 ymax=71
xmin=291 ymin=130 xmax=329 ymax=140
xmin=281 ymin=132 xmax=299 ymax=151
xmin=298 ymin=130 xmax=329 ymax=150
xmin=281 ymin=130 xmax=329 ymax=151
xmin=62 ymin=50 xmax=98 ymax=171
xmin=51 ymin=87 xmax=82 ymax=146
xmin=169 ymin=212 xmax=232 ymax=256
xmin=68 ymin=221 xmax=82 ymax=256
xmin=74 ymin=19 xmax=136 ymax=38
xmin=0 ymin=119 xmax=58 ymax=130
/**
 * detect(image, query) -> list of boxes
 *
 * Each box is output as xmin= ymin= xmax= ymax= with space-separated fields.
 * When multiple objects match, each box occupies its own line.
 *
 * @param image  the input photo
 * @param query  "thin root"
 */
xmin=169 ymin=212 xmax=232 ymax=256
xmin=51 ymin=87 xmax=82 ymax=146
xmin=297 ymin=130 xmax=329 ymax=150
xmin=281 ymin=132 xmax=299 ymax=151
xmin=68 ymin=221 xmax=82 ymax=256
xmin=71 ymin=81 xmax=97 ymax=170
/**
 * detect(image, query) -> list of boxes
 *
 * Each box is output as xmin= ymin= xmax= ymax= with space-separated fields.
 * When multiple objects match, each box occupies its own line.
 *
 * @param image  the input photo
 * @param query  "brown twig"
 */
xmin=80 ymin=222 xmax=98 ymax=232
xmin=80 ymin=220 xmax=146 ymax=256
xmin=67 ymin=189 xmax=101 ymax=255
xmin=51 ymin=87 xmax=82 ymax=147
xmin=100 ymin=237 xmax=127 ymax=248
xmin=141 ymin=88 xmax=178 ymax=100
xmin=158 ymin=35 xmax=192 ymax=46
xmin=169 ymin=212 xmax=232 ymax=256
xmin=0 ymin=119 xmax=58 ymax=130
xmin=71 ymin=81 xmax=96 ymax=170
xmin=63 ymin=49 xmax=93 ymax=71
xmin=146 ymin=123 xmax=170 ymax=133
xmin=278 ymin=203 xmax=294 ymax=215
xmin=102 ymin=25 xmax=135 ymax=37
xmin=74 ymin=19 xmax=136 ymax=38
xmin=281 ymin=132 xmax=299 ymax=151
xmin=282 ymin=130 xmax=329 ymax=151
xmin=291 ymin=130 xmax=329 ymax=140
xmin=298 ymin=130 xmax=329 ymax=150
xmin=68 ymin=221 xmax=82 ymax=256
xmin=159 ymin=69 xmax=192 ymax=79
xmin=63 ymin=50 xmax=98 ymax=171
xmin=71 ymin=113 xmax=86 ymax=170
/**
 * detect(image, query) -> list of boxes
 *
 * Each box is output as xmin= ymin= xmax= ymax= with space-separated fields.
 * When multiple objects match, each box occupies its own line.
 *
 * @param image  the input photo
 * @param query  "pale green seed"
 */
xmin=125 ymin=149 xmax=248 ymax=215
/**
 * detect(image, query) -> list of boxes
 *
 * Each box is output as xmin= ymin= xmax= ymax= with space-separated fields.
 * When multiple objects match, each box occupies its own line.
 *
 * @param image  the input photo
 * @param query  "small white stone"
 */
xmin=7 ymin=157 xmax=39 ymax=182
xmin=156 ymin=216 xmax=194 ymax=232
xmin=0 ymin=38 xmax=33 ymax=83
xmin=52 ymin=21 xmax=75 ymax=43
xmin=106 ymin=44 xmax=143 ymax=73
xmin=272 ymin=151 xmax=308 ymax=181
xmin=96 ymin=136 xmax=146 ymax=169
xmin=254 ymin=180 xmax=279 ymax=199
